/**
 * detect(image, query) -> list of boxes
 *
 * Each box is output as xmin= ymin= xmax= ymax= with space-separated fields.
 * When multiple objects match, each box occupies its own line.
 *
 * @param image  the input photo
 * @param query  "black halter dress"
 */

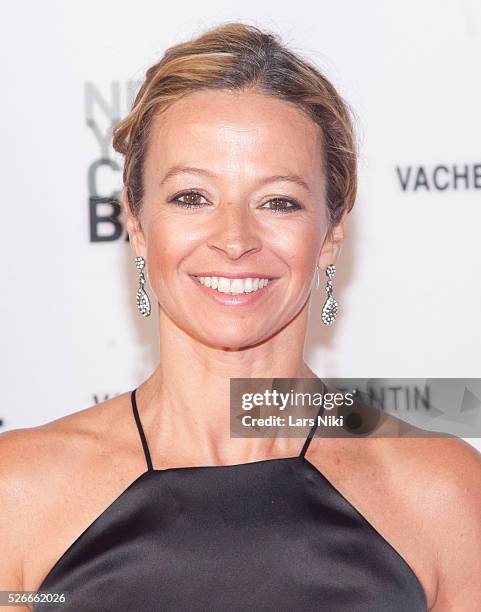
xmin=35 ymin=388 xmax=427 ymax=611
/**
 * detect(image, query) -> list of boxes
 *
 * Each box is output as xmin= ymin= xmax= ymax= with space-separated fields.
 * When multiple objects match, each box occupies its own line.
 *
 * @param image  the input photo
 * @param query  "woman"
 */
xmin=1 ymin=21 xmax=480 ymax=612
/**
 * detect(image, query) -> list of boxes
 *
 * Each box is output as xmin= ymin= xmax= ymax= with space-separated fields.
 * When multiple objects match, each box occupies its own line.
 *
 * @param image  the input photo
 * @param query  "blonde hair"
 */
xmin=112 ymin=21 xmax=358 ymax=232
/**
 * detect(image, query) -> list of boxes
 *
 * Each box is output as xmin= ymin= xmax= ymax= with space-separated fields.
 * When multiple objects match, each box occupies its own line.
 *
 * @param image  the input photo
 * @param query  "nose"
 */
xmin=206 ymin=202 xmax=262 ymax=261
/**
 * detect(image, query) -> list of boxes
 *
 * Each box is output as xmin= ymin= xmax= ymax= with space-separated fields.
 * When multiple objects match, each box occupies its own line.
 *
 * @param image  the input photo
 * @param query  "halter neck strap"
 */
xmin=299 ymin=381 xmax=327 ymax=458
xmin=131 ymin=388 xmax=154 ymax=472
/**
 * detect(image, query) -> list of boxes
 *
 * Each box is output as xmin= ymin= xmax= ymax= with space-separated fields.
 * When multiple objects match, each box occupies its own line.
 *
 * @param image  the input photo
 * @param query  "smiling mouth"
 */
xmin=190 ymin=275 xmax=275 ymax=295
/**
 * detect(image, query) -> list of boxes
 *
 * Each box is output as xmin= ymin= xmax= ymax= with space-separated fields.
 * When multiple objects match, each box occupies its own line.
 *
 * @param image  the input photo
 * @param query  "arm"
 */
xmin=0 ymin=431 xmax=26 ymax=593
xmin=430 ymin=439 xmax=481 ymax=610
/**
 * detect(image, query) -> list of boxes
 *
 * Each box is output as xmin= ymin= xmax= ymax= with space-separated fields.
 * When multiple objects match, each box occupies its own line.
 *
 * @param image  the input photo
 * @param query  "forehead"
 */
xmin=145 ymin=88 xmax=324 ymax=183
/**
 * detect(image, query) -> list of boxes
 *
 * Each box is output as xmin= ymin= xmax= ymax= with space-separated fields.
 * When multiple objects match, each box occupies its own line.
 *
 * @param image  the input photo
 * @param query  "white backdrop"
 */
xmin=1 ymin=0 xmax=480 ymax=452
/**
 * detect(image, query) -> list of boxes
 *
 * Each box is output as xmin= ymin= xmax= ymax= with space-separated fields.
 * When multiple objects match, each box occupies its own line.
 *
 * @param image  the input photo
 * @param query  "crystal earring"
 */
xmin=319 ymin=264 xmax=338 ymax=325
xmin=135 ymin=256 xmax=151 ymax=317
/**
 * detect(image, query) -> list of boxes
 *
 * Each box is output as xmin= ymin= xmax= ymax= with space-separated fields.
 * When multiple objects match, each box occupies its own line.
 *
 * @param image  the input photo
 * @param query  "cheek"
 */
xmin=271 ymin=221 xmax=322 ymax=273
xmin=144 ymin=214 xmax=198 ymax=276
xmin=142 ymin=232 xmax=179 ymax=301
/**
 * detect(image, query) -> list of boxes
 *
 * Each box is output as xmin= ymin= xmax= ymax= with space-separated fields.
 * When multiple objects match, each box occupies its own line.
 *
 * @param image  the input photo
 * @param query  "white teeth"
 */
xmin=244 ymin=278 xmax=253 ymax=293
xmin=230 ymin=278 xmax=244 ymax=294
xmin=218 ymin=277 xmax=231 ymax=293
xmin=193 ymin=276 xmax=271 ymax=294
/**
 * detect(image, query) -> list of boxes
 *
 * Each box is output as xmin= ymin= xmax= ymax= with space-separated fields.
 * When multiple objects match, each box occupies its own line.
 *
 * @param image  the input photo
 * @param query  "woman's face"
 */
xmin=126 ymin=88 xmax=339 ymax=349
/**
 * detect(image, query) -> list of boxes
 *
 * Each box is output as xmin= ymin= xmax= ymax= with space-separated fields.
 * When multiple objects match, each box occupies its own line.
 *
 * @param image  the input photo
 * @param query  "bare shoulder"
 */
xmin=311 ymin=427 xmax=481 ymax=609
xmin=383 ymin=435 xmax=481 ymax=505
xmin=372 ymin=434 xmax=481 ymax=531
xmin=0 ymin=392 xmax=134 ymax=508
xmin=380 ymin=436 xmax=481 ymax=610
xmin=0 ymin=392 xmax=133 ymax=478
xmin=414 ymin=439 xmax=481 ymax=612
xmin=0 ymin=392 xmax=135 ymax=589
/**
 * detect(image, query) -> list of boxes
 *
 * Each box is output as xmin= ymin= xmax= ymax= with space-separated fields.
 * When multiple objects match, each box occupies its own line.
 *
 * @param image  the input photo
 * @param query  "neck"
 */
xmin=137 ymin=301 xmax=319 ymax=466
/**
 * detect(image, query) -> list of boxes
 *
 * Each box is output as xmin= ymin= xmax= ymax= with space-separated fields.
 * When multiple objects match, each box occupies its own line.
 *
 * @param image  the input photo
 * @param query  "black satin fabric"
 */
xmin=35 ymin=395 xmax=427 ymax=611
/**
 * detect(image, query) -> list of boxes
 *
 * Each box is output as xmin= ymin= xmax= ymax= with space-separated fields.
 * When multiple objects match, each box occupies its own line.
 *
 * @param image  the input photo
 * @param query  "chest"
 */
xmin=33 ymin=460 xmax=428 ymax=611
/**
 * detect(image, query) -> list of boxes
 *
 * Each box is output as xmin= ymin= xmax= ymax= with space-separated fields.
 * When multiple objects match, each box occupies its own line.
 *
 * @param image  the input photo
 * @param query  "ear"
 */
xmin=317 ymin=207 xmax=348 ymax=271
xmin=122 ymin=187 xmax=147 ymax=259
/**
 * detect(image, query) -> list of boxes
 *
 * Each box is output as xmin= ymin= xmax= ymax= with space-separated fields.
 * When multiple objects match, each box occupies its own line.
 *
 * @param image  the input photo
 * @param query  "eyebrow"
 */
xmin=159 ymin=165 xmax=312 ymax=195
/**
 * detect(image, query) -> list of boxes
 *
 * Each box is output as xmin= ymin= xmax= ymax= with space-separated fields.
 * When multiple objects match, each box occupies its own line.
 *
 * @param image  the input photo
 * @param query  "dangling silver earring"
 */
xmin=319 ymin=264 xmax=338 ymax=325
xmin=135 ymin=256 xmax=151 ymax=317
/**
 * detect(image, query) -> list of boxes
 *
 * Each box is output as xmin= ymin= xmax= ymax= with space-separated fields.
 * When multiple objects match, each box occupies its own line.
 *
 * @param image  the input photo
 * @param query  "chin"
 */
xmin=192 ymin=322 xmax=275 ymax=351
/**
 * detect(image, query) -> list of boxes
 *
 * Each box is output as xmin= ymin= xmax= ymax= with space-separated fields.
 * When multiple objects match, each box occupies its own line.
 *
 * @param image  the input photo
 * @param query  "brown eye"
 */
xmin=260 ymin=198 xmax=301 ymax=213
xmin=170 ymin=190 xmax=209 ymax=208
